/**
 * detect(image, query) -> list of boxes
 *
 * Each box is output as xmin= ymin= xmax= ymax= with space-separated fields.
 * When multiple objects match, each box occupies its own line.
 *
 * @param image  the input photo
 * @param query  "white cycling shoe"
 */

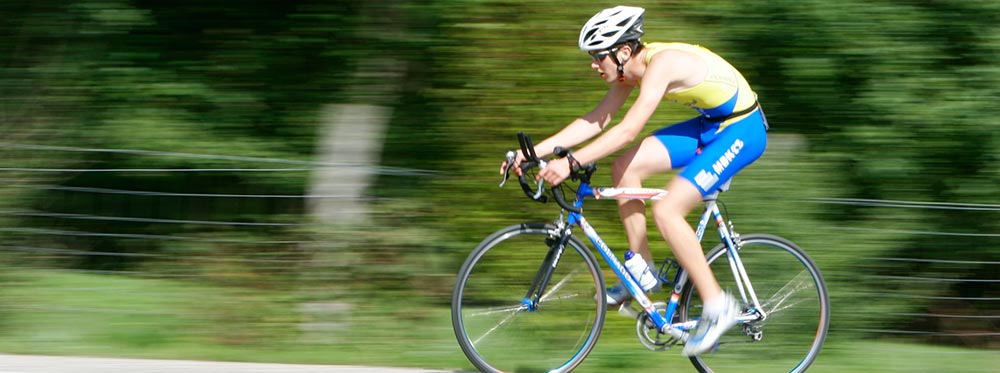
xmin=683 ymin=292 xmax=740 ymax=356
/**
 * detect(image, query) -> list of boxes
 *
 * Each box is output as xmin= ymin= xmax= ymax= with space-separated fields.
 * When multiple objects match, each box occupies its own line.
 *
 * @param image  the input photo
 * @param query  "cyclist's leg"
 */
xmin=654 ymin=177 xmax=740 ymax=356
xmin=611 ymin=137 xmax=673 ymax=263
xmin=604 ymin=118 xmax=701 ymax=305
xmin=655 ymin=113 xmax=768 ymax=355
xmin=652 ymin=178 xmax=718 ymax=299
xmin=655 ymin=114 xmax=768 ymax=300
xmin=613 ymin=117 xmax=701 ymax=263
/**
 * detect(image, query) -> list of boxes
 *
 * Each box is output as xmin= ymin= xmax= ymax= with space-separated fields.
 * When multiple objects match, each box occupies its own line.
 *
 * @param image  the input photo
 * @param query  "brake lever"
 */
xmin=499 ymin=151 xmax=516 ymax=188
xmin=531 ymin=159 xmax=547 ymax=200
xmin=513 ymin=132 xmax=550 ymax=202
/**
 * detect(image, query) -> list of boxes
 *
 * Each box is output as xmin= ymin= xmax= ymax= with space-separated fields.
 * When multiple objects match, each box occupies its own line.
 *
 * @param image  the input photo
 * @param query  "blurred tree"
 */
xmin=672 ymin=0 xmax=1000 ymax=340
xmin=1 ymin=0 xmax=997 ymax=344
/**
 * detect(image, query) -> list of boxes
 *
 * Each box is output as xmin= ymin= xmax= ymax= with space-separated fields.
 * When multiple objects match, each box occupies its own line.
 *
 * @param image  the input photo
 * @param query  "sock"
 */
xmin=702 ymin=293 xmax=728 ymax=315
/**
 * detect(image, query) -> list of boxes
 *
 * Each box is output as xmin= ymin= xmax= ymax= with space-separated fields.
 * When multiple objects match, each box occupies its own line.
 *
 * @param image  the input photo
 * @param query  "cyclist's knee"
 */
xmin=652 ymin=180 xmax=702 ymax=218
xmin=651 ymin=199 xmax=684 ymax=223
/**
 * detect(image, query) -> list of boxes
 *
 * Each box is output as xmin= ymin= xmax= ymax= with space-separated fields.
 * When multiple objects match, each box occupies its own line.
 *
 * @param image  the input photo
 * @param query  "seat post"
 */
xmin=703 ymin=179 xmax=732 ymax=201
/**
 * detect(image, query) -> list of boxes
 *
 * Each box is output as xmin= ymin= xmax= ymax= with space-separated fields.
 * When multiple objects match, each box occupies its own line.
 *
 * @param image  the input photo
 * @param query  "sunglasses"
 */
xmin=589 ymin=48 xmax=616 ymax=62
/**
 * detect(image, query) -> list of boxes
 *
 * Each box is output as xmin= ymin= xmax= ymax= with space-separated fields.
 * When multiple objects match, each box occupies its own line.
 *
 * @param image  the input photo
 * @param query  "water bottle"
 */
xmin=624 ymin=250 xmax=658 ymax=291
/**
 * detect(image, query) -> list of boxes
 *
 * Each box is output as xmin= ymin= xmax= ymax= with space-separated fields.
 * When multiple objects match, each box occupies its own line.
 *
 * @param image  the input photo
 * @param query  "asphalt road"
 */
xmin=0 ymin=354 xmax=455 ymax=373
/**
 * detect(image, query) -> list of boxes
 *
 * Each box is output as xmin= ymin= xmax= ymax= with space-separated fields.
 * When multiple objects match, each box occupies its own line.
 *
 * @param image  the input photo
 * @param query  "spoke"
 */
xmin=466 ymin=304 xmax=527 ymax=317
xmin=472 ymin=304 xmax=526 ymax=345
xmin=761 ymin=270 xmax=813 ymax=314
xmin=689 ymin=238 xmax=828 ymax=373
xmin=539 ymin=266 xmax=583 ymax=303
xmin=541 ymin=292 xmax=586 ymax=302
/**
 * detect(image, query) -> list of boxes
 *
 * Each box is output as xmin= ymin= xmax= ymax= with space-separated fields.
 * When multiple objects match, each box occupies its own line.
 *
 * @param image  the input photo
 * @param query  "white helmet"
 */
xmin=578 ymin=6 xmax=645 ymax=51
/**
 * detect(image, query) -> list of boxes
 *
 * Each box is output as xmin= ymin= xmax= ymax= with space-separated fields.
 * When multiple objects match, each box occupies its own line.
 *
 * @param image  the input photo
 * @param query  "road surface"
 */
xmin=0 ymin=354 xmax=455 ymax=373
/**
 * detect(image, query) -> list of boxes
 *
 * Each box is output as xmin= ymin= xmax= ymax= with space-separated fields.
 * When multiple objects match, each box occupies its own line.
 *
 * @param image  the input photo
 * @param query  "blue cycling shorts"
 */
xmin=652 ymin=110 xmax=768 ymax=195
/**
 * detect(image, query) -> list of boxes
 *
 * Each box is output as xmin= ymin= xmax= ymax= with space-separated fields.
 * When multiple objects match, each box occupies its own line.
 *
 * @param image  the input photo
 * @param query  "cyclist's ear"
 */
xmin=616 ymin=42 xmax=637 ymax=59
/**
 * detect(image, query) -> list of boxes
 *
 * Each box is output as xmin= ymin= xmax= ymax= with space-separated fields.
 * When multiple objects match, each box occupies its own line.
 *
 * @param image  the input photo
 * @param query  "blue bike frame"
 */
xmin=557 ymin=180 xmax=764 ymax=340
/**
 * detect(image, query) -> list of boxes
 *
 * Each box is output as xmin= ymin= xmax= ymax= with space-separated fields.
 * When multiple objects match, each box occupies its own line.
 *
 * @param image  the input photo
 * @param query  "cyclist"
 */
xmin=502 ymin=5 xmax=768 ymax=356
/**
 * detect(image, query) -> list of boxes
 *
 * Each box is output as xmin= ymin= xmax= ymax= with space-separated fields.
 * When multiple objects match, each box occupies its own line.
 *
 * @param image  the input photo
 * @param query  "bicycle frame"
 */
xmin=533 ymin=180 xmax=766 ymax=341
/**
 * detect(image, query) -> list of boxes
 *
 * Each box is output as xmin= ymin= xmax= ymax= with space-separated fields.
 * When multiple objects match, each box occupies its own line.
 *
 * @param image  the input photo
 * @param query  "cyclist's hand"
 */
xmin=500 ymin=150 xmax=527 ymax=177
xmin=538 ymin=157 xmax=571 ymax=186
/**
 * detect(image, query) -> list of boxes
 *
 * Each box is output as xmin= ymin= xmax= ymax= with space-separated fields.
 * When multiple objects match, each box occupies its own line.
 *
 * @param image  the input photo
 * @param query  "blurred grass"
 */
xmin=2 ymin=131 xmax=995 ymax=371
xmin=0 ymin=269 xmax=997 ymax=372
xmin=1 ymin=136 xmax=995 ymax=371
xmin=2 ymin=0 xmax=998 ymax=370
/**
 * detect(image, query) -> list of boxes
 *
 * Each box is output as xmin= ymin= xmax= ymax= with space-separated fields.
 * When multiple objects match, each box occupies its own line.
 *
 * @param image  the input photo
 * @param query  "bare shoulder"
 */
xmin=648 ymin=48 xmax=702 ymax=66
xmin=645 ymin=48 xmax=707 ymax=89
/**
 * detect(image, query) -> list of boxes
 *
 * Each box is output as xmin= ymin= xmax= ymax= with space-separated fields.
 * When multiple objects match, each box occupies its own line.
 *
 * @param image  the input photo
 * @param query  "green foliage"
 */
xmin=1 ymin=0 xmax=998 ymax=365
xmin=2 ymin=269 xmax=997 ymax=372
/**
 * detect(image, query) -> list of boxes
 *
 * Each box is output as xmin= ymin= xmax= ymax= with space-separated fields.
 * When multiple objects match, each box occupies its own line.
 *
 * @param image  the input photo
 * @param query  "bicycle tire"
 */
xmin=681 ymin=234 xmax=830 ymax=373
xmin=452 ymin=223 xmax=606 ymax=373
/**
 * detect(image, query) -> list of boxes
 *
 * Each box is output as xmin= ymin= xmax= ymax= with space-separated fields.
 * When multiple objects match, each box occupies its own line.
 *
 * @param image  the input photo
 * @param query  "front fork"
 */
xmin=521 ymin=225 xmax=573 ymax=310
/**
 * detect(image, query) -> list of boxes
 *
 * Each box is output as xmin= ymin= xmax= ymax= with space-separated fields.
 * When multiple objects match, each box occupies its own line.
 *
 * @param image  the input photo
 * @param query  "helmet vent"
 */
xmin=578 ymin=6 xmax=645 ymax=51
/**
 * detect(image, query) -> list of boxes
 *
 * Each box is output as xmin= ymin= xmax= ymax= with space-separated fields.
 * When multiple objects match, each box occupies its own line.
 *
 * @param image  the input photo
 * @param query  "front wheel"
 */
xmin=452 ymin=223 xmax=606 ymax=373
xmin=682 ymin=234 xmax=830 ymax=373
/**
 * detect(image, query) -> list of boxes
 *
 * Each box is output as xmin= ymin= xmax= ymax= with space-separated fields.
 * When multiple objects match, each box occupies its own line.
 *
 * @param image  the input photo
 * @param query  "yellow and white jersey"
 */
xmin=644 ymin=42 xmax=757 ymax=129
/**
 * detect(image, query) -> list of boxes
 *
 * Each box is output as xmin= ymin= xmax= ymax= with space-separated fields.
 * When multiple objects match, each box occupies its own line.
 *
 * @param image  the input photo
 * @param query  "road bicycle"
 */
xmin=451 ymin=133 xmax=829 ymax=372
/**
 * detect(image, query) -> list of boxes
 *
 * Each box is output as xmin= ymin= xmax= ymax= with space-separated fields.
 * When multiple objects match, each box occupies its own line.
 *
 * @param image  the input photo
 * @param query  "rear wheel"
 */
xmin=681 ymin=234 xmax=829 ymax=373
xmin=452 ymin=223 xmax=606 ymax=373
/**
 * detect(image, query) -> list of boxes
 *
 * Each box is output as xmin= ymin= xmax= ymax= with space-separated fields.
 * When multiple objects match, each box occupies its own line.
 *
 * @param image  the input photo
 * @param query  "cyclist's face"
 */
xmin=590 ymin=48 xmax=619 ymax=83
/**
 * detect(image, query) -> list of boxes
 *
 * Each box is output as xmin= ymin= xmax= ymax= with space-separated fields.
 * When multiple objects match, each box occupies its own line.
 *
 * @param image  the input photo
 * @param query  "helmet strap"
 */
xmin=608 ymin=46 xmax=631 ymax=82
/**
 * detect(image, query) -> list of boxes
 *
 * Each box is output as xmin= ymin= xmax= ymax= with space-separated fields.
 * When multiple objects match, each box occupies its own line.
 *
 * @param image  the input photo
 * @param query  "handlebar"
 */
xmin=498 ymin=132 xmax=596 ymax=214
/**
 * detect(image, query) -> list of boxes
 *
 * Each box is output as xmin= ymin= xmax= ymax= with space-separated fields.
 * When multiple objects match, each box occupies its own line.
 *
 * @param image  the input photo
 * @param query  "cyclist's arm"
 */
xmin=569 ymin=52 xmax=694 ymax=164
xmin=531 ymin=83 xmax=633 ymax=158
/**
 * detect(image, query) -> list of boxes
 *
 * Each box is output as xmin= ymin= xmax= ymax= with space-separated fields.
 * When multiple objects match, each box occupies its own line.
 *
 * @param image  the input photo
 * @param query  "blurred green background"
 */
xmin=1 ymin=0 xmax=997 ymax=372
